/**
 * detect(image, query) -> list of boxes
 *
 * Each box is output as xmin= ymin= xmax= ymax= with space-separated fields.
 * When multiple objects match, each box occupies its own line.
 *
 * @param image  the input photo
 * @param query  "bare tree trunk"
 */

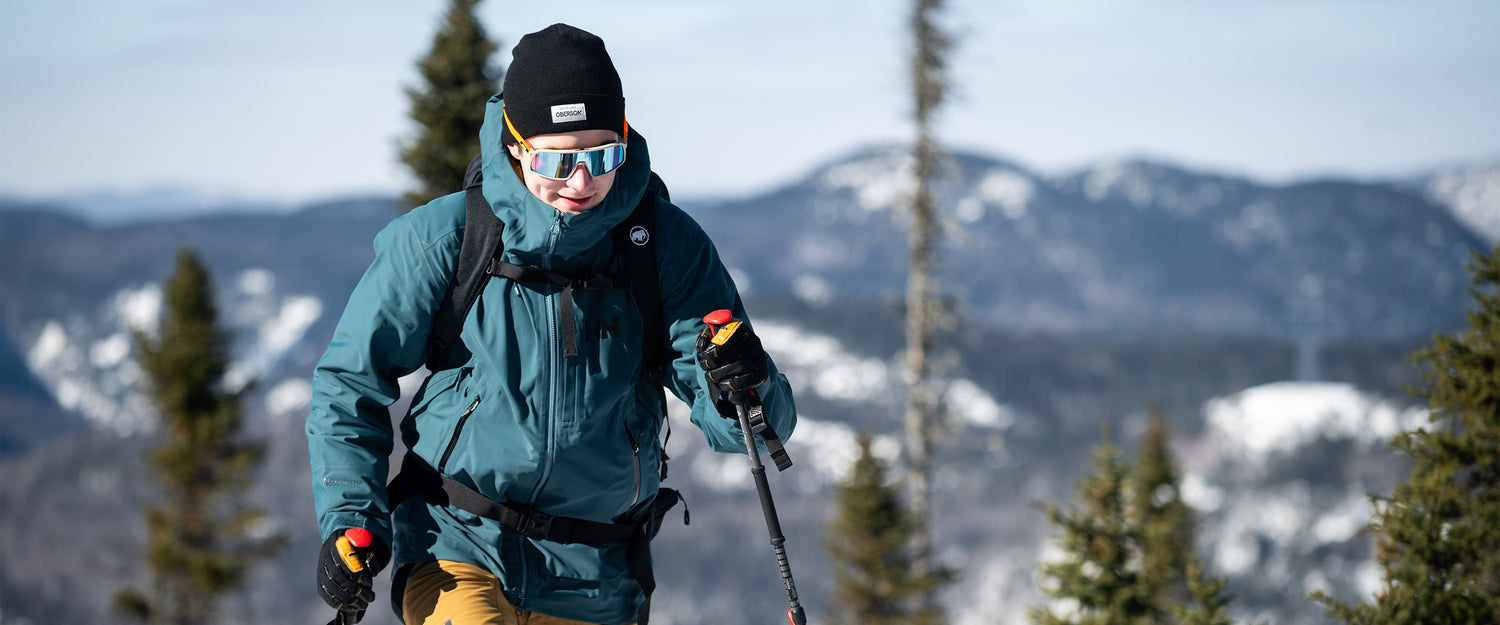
xmin=906 ymin=0 xmax=949 ymax=617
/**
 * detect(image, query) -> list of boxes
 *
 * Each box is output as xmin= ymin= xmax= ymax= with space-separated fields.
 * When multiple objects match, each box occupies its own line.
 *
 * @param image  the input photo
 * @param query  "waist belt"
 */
xmin=386 ymin=454 xmax=685 ymax=625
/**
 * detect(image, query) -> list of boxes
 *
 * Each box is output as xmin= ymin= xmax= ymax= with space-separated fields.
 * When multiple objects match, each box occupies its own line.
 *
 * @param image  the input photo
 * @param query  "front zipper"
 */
xmin=437 ymin=395 xmax=481 ymax=473
xmin=527 ymin=215 xmax=565 ymax=506
xmin=519 ymin=214 xmax=565 ymax=612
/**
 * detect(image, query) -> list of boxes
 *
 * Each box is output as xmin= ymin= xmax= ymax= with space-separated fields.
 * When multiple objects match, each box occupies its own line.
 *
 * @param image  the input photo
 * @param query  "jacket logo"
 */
xmin=551 ymin=103 xmax=587 ymax=123
xmin=629 ymin=226 xmax=650 ymax=246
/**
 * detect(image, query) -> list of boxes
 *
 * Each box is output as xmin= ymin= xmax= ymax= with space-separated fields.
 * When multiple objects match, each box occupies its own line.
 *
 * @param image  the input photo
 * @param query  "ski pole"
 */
xmin=327 ymin=528 xmax=374 ymax=625
xmin=703 ymin=310 xmax=809 ymax=625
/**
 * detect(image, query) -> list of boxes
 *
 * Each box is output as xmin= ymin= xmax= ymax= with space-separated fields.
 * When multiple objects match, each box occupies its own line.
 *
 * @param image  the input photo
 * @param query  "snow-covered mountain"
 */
xmin=2 ymin=148 xmax=1488 ymax=624
xmin=696 ymin=147 xmax=1489 ymax=339
xmin=1406 ymin=159 xmax=1500 ymax=244
xmin=1182 ymin=382 xmax=1423 ymax=623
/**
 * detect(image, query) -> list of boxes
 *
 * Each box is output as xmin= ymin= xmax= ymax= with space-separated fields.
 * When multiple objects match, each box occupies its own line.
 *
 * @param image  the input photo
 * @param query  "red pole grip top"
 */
xmin=344 ymin=527 xmax=374 ymax=549
xmin=703 ymin=309 xmax=733 ymax=328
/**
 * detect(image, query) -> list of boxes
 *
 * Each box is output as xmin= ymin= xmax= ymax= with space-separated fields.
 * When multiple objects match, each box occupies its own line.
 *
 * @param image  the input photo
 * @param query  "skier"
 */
xmin=307 ymin=23 xmax=796 ymax=625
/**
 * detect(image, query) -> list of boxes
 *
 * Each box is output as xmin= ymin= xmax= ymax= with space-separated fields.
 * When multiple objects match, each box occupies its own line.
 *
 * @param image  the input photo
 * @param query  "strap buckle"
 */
xmin=514 ymin=509 xmax=555 ymax=539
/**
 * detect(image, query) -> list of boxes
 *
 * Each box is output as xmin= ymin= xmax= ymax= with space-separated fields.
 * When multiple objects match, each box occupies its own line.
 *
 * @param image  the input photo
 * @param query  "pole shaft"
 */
xmin=736 ymin=403 xmax=806 ymax=620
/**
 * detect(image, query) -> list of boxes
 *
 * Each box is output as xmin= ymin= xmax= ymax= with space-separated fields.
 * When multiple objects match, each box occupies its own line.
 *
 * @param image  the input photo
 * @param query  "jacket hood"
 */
xmin=478 ymin=95 xmax=652 ymax=262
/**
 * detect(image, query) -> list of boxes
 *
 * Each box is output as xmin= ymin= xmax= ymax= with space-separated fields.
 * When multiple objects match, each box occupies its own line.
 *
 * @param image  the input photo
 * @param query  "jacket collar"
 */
xmin=477 ymin=95 xmax=652 ymax=262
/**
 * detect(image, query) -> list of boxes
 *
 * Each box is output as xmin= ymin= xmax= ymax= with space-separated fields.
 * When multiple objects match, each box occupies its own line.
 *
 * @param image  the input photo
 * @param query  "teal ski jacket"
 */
xmin=307 ymin=95 xmax=797 ymax=624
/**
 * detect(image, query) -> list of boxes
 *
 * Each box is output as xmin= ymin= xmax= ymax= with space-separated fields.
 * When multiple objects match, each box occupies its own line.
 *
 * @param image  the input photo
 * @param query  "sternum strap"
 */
xmin=490 ymin=260 xmax=627 ymax=358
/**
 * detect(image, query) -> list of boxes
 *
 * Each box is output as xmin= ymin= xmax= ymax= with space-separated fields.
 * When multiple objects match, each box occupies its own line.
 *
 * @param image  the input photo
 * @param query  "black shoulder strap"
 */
xmin=615 ymin=173 xmax=669 ymax=373
xmin=426 ymin=155 xmax=502 ymax=371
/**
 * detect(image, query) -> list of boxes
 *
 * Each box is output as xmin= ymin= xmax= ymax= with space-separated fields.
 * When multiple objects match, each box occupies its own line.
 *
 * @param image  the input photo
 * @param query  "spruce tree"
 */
xmin=1032 ymin=423 xmax=1238 ymax=625
xmin=1171 ymin=564 xmax=1234 ymax=625
xmin=114 ymin=248 xmax=280 ymax=625
xmin=398 ymin=0 xmax=501 ymax=210
xmin=1131 ymin=412 xmax=1195 ymax=609
xmin=1031 ymin=432 xmax=1155 ymax=625
xmin=1314 ymin=246 xmax=1500 ymax=624
xmin=827 ymin=434 xmax=947 ymax=625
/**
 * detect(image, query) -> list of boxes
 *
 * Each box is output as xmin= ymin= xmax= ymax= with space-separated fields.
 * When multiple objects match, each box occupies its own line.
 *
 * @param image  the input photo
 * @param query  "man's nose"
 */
xmin=565 ymin=163 xmax=593 ymax=188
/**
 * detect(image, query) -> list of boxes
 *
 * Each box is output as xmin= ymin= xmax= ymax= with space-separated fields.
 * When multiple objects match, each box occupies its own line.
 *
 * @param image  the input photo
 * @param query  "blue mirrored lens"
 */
xmin=528 ymin=144 xmax=627 ymax=180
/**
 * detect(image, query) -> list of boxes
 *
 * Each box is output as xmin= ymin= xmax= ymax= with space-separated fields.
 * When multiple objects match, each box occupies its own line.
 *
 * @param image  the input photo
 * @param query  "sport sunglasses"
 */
xmin=504 ymin=108 xmax=629 ymax=180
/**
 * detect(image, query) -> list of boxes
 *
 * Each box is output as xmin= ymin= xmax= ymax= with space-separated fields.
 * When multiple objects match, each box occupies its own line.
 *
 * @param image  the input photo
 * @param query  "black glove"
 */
xmin=696 ymin=316 xmax=769 ymax=417
xmin=316 ymin=528 xmax=390 ymax=622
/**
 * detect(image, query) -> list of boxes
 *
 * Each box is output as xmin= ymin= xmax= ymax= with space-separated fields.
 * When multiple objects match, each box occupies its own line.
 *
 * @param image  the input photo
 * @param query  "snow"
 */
xmin=1424 ymin=161 xmax=1500 ymax=244
xmin=787 ymin=417 xmax=901 ymax=485
xmin=1203 ymin=381 xmax=1426 ymax=460
xmin=29 ymin=321 xmax=69 ymax=366
xmin=1355 ymin=559 xmax=1384 ymax=599
xmin=945 ymin=378 xmax=1012 ymax=429
xmin=266 ymin=378 xmax=312 ymax=418
xmin=1206 ymin=484 xmax=1381 ymax=589
xmin=757 ymin=318 xmax=1012 ymax=430
xmin=1083 ymin=161 xmax=1155 ymax=206
xmin=1313 ymin=491 xmax=1375 ymax=543
xmin=237 ymin=267 xmax=276 ymax=296
xmin=1182 ymin=380 xmax=1423 ymax=598
xmin=23 ymin=277 xmax=326 ymax=435
xmin=955 ymin=197 xmax=985 ymax=223
xmin=1179 ymin=471 xmax=1226 ymax=512
xmin=951 ymin=549 xmax=1040 ymax=625
xmin=114 ymin=284 xmax=162 ymax=334
xmin=224 ymin=295 xmax=323 ymax=390
xmin=815 ymin=150 xmax=914 ymax=212
xmin=689 ymin=441 xmax=754 ymax=493
xmin=264 ymin=296 xmax=322 ymax=353
xmin=683 ymin=413 xmax=903 ymax=495
xmin=685 ymin=319 xmax=1010 ymax=492
xmin=29 ymin=320 xmax=152 ymax=433
xmin=89 ymin=332 xmax=131 ymax=368
xmin=757 ymin=321 xmax=897 ymax=404
xmin=978 ymin=169 xmax=1035 ymax=220
xmin=790 ymin=273 xmax=833 ymax=307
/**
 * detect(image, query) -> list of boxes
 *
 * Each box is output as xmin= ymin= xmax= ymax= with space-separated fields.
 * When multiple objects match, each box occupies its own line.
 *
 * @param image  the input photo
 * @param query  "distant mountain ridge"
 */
xmin=693 ymin=146 xmax=1490 ymax=339
xmin=1 ymin=147 xmax=1494 ymax=625
xmin=1 ymin=148 xmax=1491 ymax=438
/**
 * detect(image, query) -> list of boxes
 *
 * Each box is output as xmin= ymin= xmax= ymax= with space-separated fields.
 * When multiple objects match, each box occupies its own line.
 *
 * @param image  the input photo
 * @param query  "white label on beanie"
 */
xmin=551 ymin=103 xmax=587 ymax=124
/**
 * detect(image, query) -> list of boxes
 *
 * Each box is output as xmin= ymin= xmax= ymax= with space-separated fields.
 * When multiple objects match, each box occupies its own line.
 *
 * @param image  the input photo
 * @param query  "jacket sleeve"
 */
xmin=306 ymin=206 xmax=460 ymax=545
xmin=653 ymin=202 xmax=797 ymax=455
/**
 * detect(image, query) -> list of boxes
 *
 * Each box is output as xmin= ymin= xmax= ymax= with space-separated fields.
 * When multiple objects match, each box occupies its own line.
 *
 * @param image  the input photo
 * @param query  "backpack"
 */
xmin=424 ymin=155 xmax=670 ymax=373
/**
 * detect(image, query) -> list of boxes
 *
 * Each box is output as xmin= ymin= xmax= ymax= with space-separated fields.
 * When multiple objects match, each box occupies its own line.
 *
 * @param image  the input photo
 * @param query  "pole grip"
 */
xmin=337 ymin=528 xmax=374 ymax=573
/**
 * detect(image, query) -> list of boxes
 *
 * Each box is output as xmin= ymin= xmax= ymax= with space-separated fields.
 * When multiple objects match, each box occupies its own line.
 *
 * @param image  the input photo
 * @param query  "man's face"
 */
xmin=507 ymin=129 xmax=620 ymax=214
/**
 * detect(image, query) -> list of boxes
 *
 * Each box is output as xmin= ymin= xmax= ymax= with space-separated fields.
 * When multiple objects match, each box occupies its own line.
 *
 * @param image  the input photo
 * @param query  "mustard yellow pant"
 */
xmin=401 ymin=560 xmax=630 ymax=625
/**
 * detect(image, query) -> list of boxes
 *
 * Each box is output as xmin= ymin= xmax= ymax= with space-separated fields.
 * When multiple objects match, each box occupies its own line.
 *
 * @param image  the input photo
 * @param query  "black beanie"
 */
xmin=502 ymin=24 xmax=625 ymax=145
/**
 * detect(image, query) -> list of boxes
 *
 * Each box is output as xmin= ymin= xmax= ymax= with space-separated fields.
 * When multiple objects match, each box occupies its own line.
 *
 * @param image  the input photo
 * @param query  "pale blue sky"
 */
xmin=1 ymin=0 xmax=1496 ymax=203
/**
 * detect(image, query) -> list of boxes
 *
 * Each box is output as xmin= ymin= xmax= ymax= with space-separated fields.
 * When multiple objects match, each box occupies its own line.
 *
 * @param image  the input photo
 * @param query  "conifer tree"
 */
xmin=1314 ymin=246 xmax=1500 ymax=624
xmin=114 ymin=248 xmax=281 ymax=625
xmin=1031 ymin=433 xmax=1155 ymax=625
xmin=827 ymin=434 xmax=947 ymax=625
xmin=398 ymin=0 xmax=501 ymax=210
xmin=1032 ymin=424 xmax=1237 ymax=625
xmin=1131 ymin=412 xmax=1195 ymax=608
xmin=1171 ymin=564 xmax=1234 ymax=625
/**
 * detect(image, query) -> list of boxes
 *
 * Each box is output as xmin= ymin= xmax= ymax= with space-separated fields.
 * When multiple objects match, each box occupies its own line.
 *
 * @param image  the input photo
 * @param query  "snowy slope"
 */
xmin=1181 ymin=381 xmax=1423 ymax=620
xmin=24 ymin=269 xmax=325 ymax=435
xmin=1415 ymin=160 xmax=1500 ymax=244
